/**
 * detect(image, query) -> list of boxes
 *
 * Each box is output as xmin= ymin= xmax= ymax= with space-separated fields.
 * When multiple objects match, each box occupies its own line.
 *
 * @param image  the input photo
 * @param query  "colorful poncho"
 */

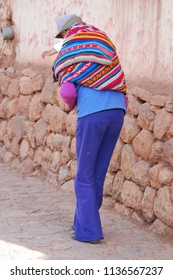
xmin=53 ymin=22 xmax=126 ymax=93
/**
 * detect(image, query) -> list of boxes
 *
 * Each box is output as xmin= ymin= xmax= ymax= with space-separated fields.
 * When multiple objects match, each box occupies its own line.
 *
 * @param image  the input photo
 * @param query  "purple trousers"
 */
xmin=74 ymin=109 xmax=124 ymax=242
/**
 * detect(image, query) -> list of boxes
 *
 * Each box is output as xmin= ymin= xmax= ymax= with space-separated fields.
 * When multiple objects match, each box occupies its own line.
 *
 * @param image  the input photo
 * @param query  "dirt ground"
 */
xmin=0 ymin=161 xmax=173 ymax=260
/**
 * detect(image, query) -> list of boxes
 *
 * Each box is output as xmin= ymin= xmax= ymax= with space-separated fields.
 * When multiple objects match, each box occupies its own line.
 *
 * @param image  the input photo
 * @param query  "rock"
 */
xmin=154 ymin=186 xmax=173 ymax=227
xmin=43 ymin=104 xmax=67 ymax=133
xmin=33 ymin=147 xmax=45 ymax=167
xmin=24 ymin=121 xmax=36 ymax=148
xmin=47 ymin=170 xmax=58 ymax=186
xmin=20 ymin=158 xmax=34 ymax=174
xmin=150 ymin=219 xmax=173 ymax=238
xmin=22 ymin=68 xmax=39 ymax=78
xmin=158 ymin=167 xmax=173 ymax=186
xmin=3 ymin=134 xmax=11 ymax=150
xmin=18 ymin=95 xmax=31 ymax=115
xmin=11 ymin=137 xmax=20 ymax=155
xmin=4 ymin=151 xmax=14 ymax=163
xmin=42 ymin=148 xmax=53 ymax=162
xmin=168 ymin=121 xmax=173 ymax=137
xmin=149 ymin=163 xmax=165 ymax=189
xmin=31 ymin=74 xmax=45 ymax=92
xmin=42 ymin=104 xmax=52 ymax=123
xmin=7 ymin=98 xmax=18 ymax=118
xmin=131 ymin=160 xmax=150 ymax=187
xmin=149 ymin=140 xmax=164 ymax=164
xmin=121 ymin=144 xmax=136 ymax=179
xmin=60 ymin=148 xmax=71 ymax=165
xmin=165 ymin=96 xmax=173 ymax=113
xmin=50 ymin=151 xmax=61 ymax=172
xmin=56 ymin=87 xmax=72 ymax=112
xmin=150 ymin=95 xmax=166 ymax=107
xmin=153 ymin=108 xmax=172 ymax=140
xmin=41 ymin=75 xmax=57 ymax=104
xmin=141 ymin=186 xmax=156 ymax=222
xmin=104 ymin=173 xmax=114 ymax=196
xmin=7 ymin=115 xmax=27 ymax=141
xmin=131 ymin=211 xmax=145 ymax=224
xmin=120 ymin=114 xmax=141 ymax=143
xmin=131 ymin=87 xmax=152 ymax=102
xmin=121 ymin=180 xmax=143 ymax=210
xmin=58 ymin=165 xmax=71 ymax=185
xmin=29 ymin=93 xmax=45 ymax=121
xmin=60 ymin=180 xmax=74 ymax=193
xmin=34 ymin=118 xmax=48 ymax=146
xmin=126 ymin=93 xmax=141 ymax=116
xmin=109 ymin=138 xmax=124 ymax=172
xmin=0 ymin=73 xmax=10 ymax=95
xmin=114 ymin=201 xmax=133 ymax=217
xmin=68 ymin=160 xmax=77 ymax=179
xmin=41 ymin=161 xmax=51 ymax=175
xmin=66 ymin=110 xmax=77 ymax=136
xmin=132 ymin=129 xmax=154 ymax=160
xmin=70 ymin=137 xmax=76 ymax=160
xmin=19 ymin=76 xmax=33 ymax=95
xmin=19 ymin=139 xmax=30 ymax=159
xmin=20 ymin=70 xmax=44 ymax=93
xmin=46 ymin=133 xmax=64 ymax=151
xmin=0 ymin=96 xmax=10 ymax=118
xmin=163 ymin=139 xmax=173 ymax=167
xmin=7 ymin=78 xmax=20 ymax=98
xmin=0 ymin=120 xmax=7 ymax=141
xmin=112 ymin=170 xmax=125 ymax=201
xmin=137 ymin=102 xmax=155 ymax=131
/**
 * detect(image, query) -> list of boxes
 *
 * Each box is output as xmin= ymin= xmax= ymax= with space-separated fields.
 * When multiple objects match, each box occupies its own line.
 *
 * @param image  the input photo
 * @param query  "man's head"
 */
xmin=55 ymin=14 xmax=82 ymax=38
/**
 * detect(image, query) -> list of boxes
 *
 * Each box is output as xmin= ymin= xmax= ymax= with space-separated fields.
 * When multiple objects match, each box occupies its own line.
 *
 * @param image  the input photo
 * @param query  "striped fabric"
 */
xmin=53 ymin=22 xmax=126 ymax=93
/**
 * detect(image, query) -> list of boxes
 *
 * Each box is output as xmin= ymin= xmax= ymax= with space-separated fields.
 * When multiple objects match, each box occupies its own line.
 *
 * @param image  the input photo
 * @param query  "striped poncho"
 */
xmin=53 ymin=22 xmax=126 ymax=93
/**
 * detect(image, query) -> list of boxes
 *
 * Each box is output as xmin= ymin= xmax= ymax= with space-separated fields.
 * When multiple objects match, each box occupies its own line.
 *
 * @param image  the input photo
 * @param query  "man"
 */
xmin=53 ymin=14 xmax=127 ymax=244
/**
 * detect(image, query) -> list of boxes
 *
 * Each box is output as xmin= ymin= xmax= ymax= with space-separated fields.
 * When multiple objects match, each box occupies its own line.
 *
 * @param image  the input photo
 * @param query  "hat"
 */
xmin=55 ymin=14 xmax=82 ymax=38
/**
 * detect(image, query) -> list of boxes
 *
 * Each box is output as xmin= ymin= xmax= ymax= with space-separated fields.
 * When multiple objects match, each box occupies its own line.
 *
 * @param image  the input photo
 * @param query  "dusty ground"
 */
xmin=0 ymin=161 xmax=173 ymax=260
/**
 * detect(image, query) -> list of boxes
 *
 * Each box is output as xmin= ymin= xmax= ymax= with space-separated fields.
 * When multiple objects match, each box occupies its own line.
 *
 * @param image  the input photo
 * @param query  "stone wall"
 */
xmin=0 ymin=66 xmax=173 ymax=237
xmin=0 ymin=0 xmax=16 ymax=67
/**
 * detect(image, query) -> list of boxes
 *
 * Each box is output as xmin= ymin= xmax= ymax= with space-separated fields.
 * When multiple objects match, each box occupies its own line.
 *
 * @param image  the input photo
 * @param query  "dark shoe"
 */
xmin=71 ymin=225 xmax=75 ymax=231
xmin=71 ymin=233 xmax=100 ymax=244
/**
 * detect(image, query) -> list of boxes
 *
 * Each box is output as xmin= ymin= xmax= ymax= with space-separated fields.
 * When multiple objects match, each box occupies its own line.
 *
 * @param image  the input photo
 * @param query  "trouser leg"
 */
xmin=94 ymin=109 xmax=124 ymax=208
xmin=74 ymin=109 xmax=124 ymax=241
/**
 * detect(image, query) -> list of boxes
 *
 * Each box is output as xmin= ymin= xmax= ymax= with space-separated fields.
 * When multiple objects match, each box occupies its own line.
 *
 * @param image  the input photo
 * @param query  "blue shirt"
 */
xmin=76 ymin=85 xmax=127 ymax=119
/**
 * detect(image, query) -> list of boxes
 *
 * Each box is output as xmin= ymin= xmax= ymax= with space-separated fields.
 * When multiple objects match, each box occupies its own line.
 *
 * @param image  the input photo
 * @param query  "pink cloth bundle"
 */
xmin=60 ymin=82 xmax=77 ymax=110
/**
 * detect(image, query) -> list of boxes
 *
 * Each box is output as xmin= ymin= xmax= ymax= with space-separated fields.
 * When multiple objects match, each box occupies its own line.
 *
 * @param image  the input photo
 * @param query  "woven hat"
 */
xmin=55 ymin=14 xmax=82 ymax=38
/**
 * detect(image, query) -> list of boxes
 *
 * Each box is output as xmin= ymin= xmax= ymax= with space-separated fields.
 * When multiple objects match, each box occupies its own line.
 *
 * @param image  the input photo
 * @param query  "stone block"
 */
xmin=158 ymin=167 xmax=173 ymax=186
xmin=41 ymin=75 xmax=57 ymax=105
xmin=121 ymin=144 xmax=136 ymax=179
xmin=132 ymin=129 xmax=154 ymax=160
xmin=121 ymin=180 xmax=143 ymax=210
xmin=149 ymin=163 xmax=165 ymax=189
xmin=149 ymin=140 xmax=164 ymax=164
xmin=34 ymin=118 xmax=48 ymax=146
xmin=153 ymin=108 xmax=172 ymax=140
xmin=141 ymin=186 xmax=156 ymax=222
xmin=137 ymin=102 xmax=155 ymax=131
xmin=163 ymin=139 xmax=173 ymax=167
xmin=154 ymin=186 xmax=173 ymax=227
xmin=112 ymin=170 xmax=125 ymax=201
xmin=131 ymin=160 xmax=150 ymax=187
xmin=29 ymin=93 xmax=45 ymax=121
xmin=120 ymin=114 xmax=141 ymax=143
xmin=109 ymin=138 xmax=124 ymax=172
xmin=18 ymin=95 xmax=31 ymax=116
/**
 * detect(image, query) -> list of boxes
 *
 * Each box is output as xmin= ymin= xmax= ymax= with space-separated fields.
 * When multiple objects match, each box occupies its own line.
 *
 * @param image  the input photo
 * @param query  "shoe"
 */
xmin=71 ymin=233 xmax=100 ymax=244
xmin=71 ymin=225 xmax=75 ymax=231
